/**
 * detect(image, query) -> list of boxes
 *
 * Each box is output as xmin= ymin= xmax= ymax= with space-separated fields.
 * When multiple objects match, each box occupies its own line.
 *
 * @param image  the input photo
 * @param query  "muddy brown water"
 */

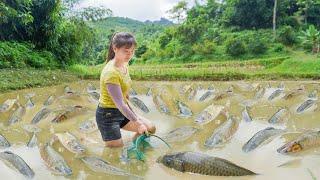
xmin=0 ymin=80 xmax=319 ymax=180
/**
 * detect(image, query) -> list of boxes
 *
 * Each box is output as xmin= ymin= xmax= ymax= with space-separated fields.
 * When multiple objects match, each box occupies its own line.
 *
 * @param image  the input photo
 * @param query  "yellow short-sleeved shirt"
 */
xmin=99 ymin=60 xmax=132 ymax=108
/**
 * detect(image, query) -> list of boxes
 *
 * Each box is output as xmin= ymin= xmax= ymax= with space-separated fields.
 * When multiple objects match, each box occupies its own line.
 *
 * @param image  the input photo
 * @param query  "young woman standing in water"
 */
xmin=96 ymin=32 xmax=156 ymax=148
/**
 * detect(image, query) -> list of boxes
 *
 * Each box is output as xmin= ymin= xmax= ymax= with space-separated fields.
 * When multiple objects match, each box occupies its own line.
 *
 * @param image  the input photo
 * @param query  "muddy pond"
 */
xmin=0 ymin=80 xmax=319 ymax=180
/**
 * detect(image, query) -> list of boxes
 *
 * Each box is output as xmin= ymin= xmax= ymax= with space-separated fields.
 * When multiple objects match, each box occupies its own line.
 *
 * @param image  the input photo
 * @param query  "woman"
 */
xmin=96 ymin=32 xmax=156 ymax=148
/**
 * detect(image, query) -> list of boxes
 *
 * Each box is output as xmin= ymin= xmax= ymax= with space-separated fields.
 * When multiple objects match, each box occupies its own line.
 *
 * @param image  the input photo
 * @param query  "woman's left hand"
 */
xmin=136 ymin=120 xmax=148 ymax=135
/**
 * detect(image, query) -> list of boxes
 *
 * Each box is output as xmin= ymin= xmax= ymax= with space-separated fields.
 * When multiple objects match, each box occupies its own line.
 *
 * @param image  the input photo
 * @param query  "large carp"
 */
xmin=157 ymin=151 xmax=256 ymax=176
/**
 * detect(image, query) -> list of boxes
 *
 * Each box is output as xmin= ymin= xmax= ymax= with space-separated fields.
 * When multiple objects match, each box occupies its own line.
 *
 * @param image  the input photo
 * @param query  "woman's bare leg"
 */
xmin=105 ymin=139 xmax=124 ymax=148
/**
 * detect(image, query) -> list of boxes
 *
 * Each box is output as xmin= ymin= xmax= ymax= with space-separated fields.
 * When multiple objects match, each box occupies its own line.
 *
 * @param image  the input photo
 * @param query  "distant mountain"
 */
xmin=89 ymin=16 xmax=173 ymax=44
xmin=144 ymin=18 xmax=174 ymax=26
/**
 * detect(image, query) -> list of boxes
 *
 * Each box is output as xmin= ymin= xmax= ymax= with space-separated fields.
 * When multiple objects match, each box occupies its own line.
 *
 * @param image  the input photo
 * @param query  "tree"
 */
xmin=167 ymin=0 xmax=188 ymax=23
xmin=72 ymin=6 xmax=112 ymax=21
xmin=224 ymin=0 xmax=275 ymax=29
xmin=273 ymin=0 xmax=278 ymax=39
xmin=299 ymin=25 xmax=320 ymax=53
xmin=296 ymin=0 xmax=320 ymax=25
xmin=0 ymin=0 xmax=34 ymax=40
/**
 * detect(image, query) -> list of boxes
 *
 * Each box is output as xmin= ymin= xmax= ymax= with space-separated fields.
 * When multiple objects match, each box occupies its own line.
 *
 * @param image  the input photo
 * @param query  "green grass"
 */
xmin=68 ymin=53 xmax=320 ymax=81
xmin=0 ymin=68 xmax=79 ymax=93
xmin=67 ymin=64 xmax=103 ymax=79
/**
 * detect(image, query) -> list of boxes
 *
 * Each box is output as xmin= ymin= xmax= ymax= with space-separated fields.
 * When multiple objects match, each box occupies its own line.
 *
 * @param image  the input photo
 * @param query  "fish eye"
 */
xmin=290 ymin=143 xmax=302 ymax=152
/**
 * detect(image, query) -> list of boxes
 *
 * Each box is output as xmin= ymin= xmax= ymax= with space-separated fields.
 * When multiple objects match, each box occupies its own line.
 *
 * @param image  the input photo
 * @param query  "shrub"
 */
xmin=0 ymin=41 xmax=58 ymax=69
xmin=272 ymin=43 xmax=284 ymax=52
xmin=192 ymin=40 xmax=216 ymax=55
xmin=247 ymin=38 xmax=268 ymax=55
xmin=277 ymin=26 xmax=297 ymax=46
xmin=225 ymin=37 xmax=246 ymax=56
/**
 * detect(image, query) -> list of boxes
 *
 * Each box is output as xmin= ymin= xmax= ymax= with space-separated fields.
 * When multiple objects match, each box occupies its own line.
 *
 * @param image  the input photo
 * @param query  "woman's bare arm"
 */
xmin=107 ymin=83 xmax=138 ymax=122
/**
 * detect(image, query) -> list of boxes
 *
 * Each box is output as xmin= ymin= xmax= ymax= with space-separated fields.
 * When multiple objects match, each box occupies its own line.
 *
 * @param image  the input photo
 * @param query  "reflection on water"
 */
xmin=0 ymin=80 xmax=319 ymax=179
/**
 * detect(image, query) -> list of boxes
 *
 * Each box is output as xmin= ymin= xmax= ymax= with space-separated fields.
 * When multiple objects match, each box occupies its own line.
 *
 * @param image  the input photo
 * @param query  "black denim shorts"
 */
xmin=95 ymin=106 xmax=130 ymax=141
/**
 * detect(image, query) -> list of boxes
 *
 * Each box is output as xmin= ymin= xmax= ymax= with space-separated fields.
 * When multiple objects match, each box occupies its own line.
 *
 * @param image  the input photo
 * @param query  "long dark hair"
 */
xmin=106 ymin=32 xmax=137 ymax=62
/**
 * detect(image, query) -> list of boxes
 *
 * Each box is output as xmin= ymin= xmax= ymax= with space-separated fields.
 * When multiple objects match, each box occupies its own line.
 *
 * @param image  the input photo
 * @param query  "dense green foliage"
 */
xmin=0 ymin=0 xmax=104 ymax=68
xmin=138 ymin=0 xmax=320 ymax=63
xmin=1 ymin=0 xmax=320 ymax=74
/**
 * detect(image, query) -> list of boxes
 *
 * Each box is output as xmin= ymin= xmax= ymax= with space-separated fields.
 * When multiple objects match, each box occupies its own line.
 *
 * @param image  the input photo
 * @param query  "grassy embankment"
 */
xmin=0 ymin=69 xmax=78 ymax=93
xmin=1 ymin=52 xmax=319 ymax=93
xmin=68 ymin=52 xmax=320 ymax=81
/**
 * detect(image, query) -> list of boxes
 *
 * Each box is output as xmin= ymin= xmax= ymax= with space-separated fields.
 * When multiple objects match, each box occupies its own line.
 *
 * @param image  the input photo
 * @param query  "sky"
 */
xmin=76 ymin=0 xmax=198 ymax=22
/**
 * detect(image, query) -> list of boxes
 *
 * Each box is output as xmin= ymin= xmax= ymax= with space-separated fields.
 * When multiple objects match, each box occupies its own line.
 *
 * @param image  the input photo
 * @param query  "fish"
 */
xmin=129 ymin=97 xmax=150 ymax=113
xmin=43 ymin=95 xmax=55 ymax=106
xmin=268 ymin=89 xmax=284 ymax=101
xmin=22 ymin=124 xmax=41 ymax=133
xmin=162 ymin=126 xmax=199 ymax=143
xmin=87 ymin=83 xmax=96 ymax=92
xmin=0 ymin=134 xmax=10 ymax=148
xmin=0 ymin=99 xmax=17 ymax=112
xmin=157 ymin=151 xmax=256 ymax=176
xmin=283 ymin=85 xmax=305 ymax=100
xmin=254 ymin=85 xmax=265 ymax=99
xmin=268 ymin=108 xmax=288 ymax=124
xmin=242 ymin=127 xmax=284 ymax=152
xmin=25 ymin=98 xmax=34 ymax=109
xmin=31 ymin=107 xmax=51 ymax=124
xmin=308 ymin=90 xmax=317 ymax=99
xmin=27 ymin=133 xmax=38 ymax=148
xmin=176 ymin=100 xmax=192 ymax=118
xmin=204 ymin=115 xmax=239 ymax=148
xmin=186 ymin=86 xmax=197 ymax=100
xmin=277 ymin=130 xmax=320 ymax=154
xmin=129 ymin=88 xmax=138 ymax=96
xmin=208 ymin=85 xmax=215 ymax=90
xmin=226 ymin=86 xmax=234 ymax=93
xmin=81 ymin=156 xmax=141 ymax=178
xmin=40 ymin=143 xmax=72 ymax=176
xmin=146 ymin=87 xmax=152 ymax=96
xmin=235 ymin=82 xmax=255 ymax=92
xmin=278 ymin=82 xmax=285 ymax=88
xmin=195 ymin=104 xmax=224 ymax=125
xmin=8 ymin=105 xmax=26 ymax=125
xmin=179 ymin=84 xmax=191 ymax=95
xmin=51 ymin=105 xmax=86 ymax=123
xmin=242 ymin=106 xmax=252 ymax=122
xmin=79 ymin=119 xmax=98 ymax=133
xmin=296 ymin=99 xmax=317 ymax=113
xmin=53 ymin=132 xmax=85 ymax=154
xmin=88 ymin=91 xmax=100 ymax=101
xmin=153 ymin=95 xmax=170 ymax=114
xmin=199 ymin=90 xmax=214 ymax=101
xmin=64 ymin=86 xmax=75 ymax=95
xmin=0 ymin=151 xmax=35 ymax=179
xmin=213 ymin=88 xmax=232 ymax=101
